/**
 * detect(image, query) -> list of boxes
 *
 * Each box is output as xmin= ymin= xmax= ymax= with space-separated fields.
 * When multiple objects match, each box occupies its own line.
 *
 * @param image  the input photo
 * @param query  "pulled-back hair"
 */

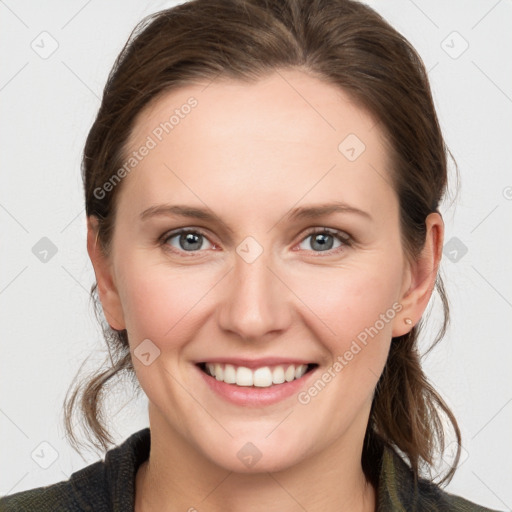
xmin=64 ymin=0 xmax=461 ymax=486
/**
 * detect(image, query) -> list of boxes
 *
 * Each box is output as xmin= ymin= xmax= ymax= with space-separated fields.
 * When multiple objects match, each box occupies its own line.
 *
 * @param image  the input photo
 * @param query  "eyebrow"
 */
xmin=139 ymin=201 xmax=372 ymax=230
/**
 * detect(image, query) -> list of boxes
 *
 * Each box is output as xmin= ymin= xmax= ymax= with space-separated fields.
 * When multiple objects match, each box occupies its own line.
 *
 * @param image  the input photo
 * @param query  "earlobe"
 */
xmin=392 ymin=212 xmax=444 ymax=337
xmin=86 ymin=216 xmax=126 ymax=331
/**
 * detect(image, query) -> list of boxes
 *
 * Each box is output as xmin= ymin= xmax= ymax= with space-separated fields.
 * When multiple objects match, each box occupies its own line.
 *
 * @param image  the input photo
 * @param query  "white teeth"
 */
xmin=236 ymin=366 xmax=253 ymax=386
xmin=272 ymin=366 xmax=285 ymax=384
xmin=295 ymin=364 xmax=307 ymax=379
xmin=285 ymin=365 xmax=295 ymax=382
xmin=223 ymin=364 xmax=236 ymax=384
xmin=214 ymin=363 xmax=224 ymax=381
xmin=253 ymin=367 xmax=273 ymax=387
xmin=204 ymin=363 xmax=311 ymax=386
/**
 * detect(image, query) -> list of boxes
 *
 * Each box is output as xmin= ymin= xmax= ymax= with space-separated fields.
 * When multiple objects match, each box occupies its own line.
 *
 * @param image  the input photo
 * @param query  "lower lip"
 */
xmin=196 ymin=365 xmax=317 ymax=407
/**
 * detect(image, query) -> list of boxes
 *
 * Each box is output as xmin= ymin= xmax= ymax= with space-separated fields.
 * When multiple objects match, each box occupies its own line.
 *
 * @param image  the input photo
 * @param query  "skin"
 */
xmin=87 ymin=68 xmax=443 ymax=512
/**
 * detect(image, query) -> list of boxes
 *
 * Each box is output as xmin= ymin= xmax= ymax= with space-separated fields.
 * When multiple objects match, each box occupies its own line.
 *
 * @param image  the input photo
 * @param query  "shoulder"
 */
xmin=0 ymin=460 xmax=105 ymax=511
xmin=411 ymin=472 xmax=502 ymax=512
xmin=378 ymin=443 xmax=503 ymax=512
xmin=0 ymin=428 xmax=151 ymax=512
xmin=414 ymin=479 xmax=503 ymax=512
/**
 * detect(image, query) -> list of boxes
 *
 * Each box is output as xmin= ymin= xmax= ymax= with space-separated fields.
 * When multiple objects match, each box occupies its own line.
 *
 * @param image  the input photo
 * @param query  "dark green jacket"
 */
xmin=0 ymin=428 xmax=501 ymax=511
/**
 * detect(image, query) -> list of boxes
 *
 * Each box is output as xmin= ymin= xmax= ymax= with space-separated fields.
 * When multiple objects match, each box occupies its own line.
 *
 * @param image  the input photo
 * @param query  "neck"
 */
xmin=135 ymin=406 xmax=376 ymax=512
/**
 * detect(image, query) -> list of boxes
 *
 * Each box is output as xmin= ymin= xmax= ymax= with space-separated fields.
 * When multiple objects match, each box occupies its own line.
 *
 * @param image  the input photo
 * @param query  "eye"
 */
xmin=160 ymin=226 xmax=352 ymax=257
xmin=297 ymin=228 xmax=351 ymax=254
xmin=161 ymin=228 xmax=214 ymax=254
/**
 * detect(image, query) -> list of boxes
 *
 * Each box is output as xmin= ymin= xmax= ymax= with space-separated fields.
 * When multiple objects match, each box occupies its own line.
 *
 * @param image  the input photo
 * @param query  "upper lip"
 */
xmin=196 ymin=357 xmax=315 ymax=369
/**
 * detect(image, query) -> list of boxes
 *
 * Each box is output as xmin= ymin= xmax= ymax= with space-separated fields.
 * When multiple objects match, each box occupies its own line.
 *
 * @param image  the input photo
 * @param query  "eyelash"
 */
xmin=159 ymin=227 xmax=353 ymax=257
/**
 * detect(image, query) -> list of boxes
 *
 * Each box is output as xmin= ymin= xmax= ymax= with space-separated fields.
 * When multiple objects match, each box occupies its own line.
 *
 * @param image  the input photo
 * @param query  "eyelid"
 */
xmin=303 ymin=226 xmax=352 ymax=242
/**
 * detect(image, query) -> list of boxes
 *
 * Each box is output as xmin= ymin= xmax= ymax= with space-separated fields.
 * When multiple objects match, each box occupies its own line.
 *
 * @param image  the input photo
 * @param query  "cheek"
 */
xmin=290 ymin=263 xmax=402 ymax=421
xmin=294 ymin=262 xmax=401 ymax=338
xmin=116 ymin=259 xmax=218 ymax=346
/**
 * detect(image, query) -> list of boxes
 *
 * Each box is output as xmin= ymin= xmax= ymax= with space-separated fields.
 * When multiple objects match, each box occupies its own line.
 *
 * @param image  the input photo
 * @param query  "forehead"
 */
xmin=120 ymin=69 xmax=396 ymax=223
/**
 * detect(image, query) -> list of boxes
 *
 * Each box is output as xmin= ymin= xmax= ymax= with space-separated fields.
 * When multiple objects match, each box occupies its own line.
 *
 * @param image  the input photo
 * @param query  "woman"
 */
xmin=1 ymin=0 xmax=502 ymax=510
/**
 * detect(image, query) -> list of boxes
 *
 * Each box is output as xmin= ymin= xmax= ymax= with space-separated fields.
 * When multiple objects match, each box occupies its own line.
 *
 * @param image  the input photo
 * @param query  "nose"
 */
xmin=217 ymin=242 xmax=293 ymax=342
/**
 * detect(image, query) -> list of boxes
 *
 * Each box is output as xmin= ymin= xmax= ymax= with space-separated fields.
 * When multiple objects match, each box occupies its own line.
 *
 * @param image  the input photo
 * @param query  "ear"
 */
xmin=392 ymin=212 xmax=444 ymax=337
xmin=87 ymin=216 xmax=126 ymax=331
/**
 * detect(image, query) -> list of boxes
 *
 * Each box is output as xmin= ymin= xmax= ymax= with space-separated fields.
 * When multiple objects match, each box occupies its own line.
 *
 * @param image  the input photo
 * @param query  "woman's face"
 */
xmin=93 ymin=69 xmax=424 ymax=472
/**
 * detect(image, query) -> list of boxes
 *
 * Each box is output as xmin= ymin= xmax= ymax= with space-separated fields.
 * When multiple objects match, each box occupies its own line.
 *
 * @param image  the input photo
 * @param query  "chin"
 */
xmin=200 ymin=435 xmax=309 ymax=474
xmin=214 ymin=451 xmax=301 ymax=474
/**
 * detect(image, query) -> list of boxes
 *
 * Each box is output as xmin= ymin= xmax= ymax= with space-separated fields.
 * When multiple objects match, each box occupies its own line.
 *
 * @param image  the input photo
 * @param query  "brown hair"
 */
xmin=64 ymin=0 xmax=461 ymax=486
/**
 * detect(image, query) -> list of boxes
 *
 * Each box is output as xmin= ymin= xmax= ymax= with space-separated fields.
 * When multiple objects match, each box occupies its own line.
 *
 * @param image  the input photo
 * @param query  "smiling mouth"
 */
xmin=197 ymin=362 xmax=318 ymax=387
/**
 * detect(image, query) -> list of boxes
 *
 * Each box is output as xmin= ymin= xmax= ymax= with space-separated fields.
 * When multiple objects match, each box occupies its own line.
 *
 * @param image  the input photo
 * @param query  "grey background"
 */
xmin=1 ymin=1 xmax=511 ymax=509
